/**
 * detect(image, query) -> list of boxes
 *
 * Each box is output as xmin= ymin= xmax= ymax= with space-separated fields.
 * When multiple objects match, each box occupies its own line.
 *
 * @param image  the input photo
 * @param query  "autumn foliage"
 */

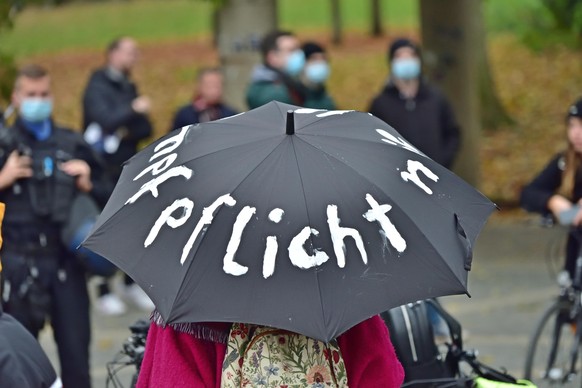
xmin=18 ymin=31 xmax=582 ymax=208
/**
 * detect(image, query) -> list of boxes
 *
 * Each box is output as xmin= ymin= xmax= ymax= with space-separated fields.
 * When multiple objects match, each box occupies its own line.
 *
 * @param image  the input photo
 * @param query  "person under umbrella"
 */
xmin=521 ymin=97 xmax=582 ymax=279
xmin=83 ymin=102 xmax=494 ymax=387
xmin=136 ymin=316 xmax=404 ymax=387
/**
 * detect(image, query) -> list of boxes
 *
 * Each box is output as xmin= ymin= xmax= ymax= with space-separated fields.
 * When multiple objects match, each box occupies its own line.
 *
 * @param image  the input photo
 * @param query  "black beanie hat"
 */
xmin=302 ymin=42 xmax=325 ymax=60
xmin=387 ymin=38 xmax=420 ymax=63
xmin=568 ymin=98 xmax=582 ymax=120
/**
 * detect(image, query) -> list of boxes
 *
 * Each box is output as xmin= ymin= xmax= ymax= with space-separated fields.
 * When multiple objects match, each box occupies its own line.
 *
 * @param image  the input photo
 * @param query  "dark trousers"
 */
xmin=1 ymin=248 xmax=91 ymax=388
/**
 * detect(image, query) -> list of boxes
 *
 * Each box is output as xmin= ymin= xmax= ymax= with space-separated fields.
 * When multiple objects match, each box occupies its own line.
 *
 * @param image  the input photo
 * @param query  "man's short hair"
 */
xmin=14 ymin=64 xmax=48 ymax=89
xmin=197 ymin=67 xmax=222 ymax=82
xmin=260 ymin=30 xmax=294 ymax=62
xmin=106 ymin=36 xmax=129 ymax=55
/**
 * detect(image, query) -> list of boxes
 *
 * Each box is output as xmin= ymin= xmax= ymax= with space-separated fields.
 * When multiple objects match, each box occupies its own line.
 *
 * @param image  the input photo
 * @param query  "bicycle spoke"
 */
xmin=525 ymin=300 xmax=582 ymax=387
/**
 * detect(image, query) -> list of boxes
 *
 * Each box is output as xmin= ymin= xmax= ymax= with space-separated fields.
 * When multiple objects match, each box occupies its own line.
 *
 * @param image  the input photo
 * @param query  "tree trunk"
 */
xmin=475 ymin=1 xmax=513 ymax=130
xmin=420 ymin=0 xmax=481 ymax=187
xmin=212 ymin=7 xmax=219 ymax=48
xmin=217 ymin=0 xmax=278 ymax=112
xmin=370 ymin=0 xmax=383 ymax=37
xmin=330 ymin=0 xmax=342 ymax=45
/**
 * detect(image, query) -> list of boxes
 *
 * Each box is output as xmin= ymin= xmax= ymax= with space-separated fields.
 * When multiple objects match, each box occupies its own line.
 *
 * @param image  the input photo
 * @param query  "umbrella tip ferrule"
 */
xmin=286 ymin=110 xmax=295 ymax=135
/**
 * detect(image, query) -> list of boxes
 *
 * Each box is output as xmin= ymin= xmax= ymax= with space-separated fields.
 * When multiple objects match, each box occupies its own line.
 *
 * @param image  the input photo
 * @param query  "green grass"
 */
xmin=1 ymin=0 xmax=213 ymax=57
xmin=1 ymin=0 xmax=555 ymax=58
xmin=279 ymin=0 xmax=418 ymax=32
xmin=2 ymin=0 xmax=419 ymax=58
xmin=485 ymin=0 xmax=547 ymax=34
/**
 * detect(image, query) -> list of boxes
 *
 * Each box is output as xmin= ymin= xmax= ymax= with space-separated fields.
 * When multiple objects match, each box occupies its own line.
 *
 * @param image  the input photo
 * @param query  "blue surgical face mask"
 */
xmin=391 ymin=58 xmax=421 ymax=80
xmin=20 ymin=98 xmax=53 ymax=123
xmin=305 ymin=61 xmax=330 ymax=84
xmin=285 ymin=50 xmax=306 ymax=76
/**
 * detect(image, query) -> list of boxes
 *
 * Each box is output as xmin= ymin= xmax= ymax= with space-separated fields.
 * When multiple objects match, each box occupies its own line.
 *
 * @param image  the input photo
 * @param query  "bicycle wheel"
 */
xmin=524 ymin=299 xmax=582 ymax=387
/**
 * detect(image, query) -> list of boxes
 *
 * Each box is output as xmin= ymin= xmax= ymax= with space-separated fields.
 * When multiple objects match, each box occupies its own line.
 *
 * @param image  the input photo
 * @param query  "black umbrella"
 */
xmin=83 ymin=101 xmax=495 ymax=342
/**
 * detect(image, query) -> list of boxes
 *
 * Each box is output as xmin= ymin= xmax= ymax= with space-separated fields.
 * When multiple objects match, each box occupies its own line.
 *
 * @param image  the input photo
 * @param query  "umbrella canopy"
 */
xmin=83 ymin=101 xmax=495 ymax=342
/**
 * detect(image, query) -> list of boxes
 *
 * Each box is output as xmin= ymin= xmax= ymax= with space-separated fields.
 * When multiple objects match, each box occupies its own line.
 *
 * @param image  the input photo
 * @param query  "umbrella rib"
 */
xmin=172 ymin=137 xmax=298 ymax=302
xmin=175 ymin=134 xmax=282 ymax=164
xmin=288 ymin=110 xmax=396 ymax=140
xmin=298 ymin=131 xmax=429 ymax=159
xmin=287 ymin=135 xmax=330 ymax=340
xmin=90 ymin=136 xmax=284 ymax=243
xmin=292 ymin=135 xmax=470 ymax=293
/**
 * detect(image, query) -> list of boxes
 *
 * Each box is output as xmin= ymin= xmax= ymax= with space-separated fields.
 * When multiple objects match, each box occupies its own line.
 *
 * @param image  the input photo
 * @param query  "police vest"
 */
xmin=0 ymin=126 xmax=79 ymax=229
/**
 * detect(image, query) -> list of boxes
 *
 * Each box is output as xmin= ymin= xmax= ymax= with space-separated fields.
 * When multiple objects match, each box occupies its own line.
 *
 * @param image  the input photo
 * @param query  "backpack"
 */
xmin=60 ymin=192 xmax=117 ymax=277
xmin=380 ymin=299 xmax=461 ymax=387
xmin=221 ymin=323 xmax=349 ymax=387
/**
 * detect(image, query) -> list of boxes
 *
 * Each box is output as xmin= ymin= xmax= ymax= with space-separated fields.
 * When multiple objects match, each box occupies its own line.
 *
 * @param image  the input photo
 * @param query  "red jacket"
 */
xmin=137 ymin=315 xmax=404 ymax=387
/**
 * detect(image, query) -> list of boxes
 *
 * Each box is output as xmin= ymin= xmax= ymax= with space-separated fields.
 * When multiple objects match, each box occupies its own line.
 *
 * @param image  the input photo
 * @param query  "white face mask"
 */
xmin=305 ymin=62 xmax=330 ymax=84
xmin=20 ymin=98 xmax=53 ymax=122
xmin=285 ymin=50 xmax=306 ymax=76
xmin=391 ymin=58 xmax=421 ymax=80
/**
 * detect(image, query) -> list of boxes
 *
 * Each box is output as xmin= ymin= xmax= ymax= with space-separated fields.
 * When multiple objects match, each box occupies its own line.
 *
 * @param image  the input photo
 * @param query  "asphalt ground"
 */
xmin=36 ymin=213 xmax=564 ymax=387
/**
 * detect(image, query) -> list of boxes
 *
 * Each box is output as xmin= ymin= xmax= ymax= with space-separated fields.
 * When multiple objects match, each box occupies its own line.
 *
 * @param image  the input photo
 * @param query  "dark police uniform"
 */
xmin=0 ymin=118 xmax=108 ymax=388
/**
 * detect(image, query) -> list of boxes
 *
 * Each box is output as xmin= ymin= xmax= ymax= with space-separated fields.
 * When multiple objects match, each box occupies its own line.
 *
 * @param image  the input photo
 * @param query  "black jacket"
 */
xmin=369 ymin=81 xmax=460 ymax=169
xmin=519 ymin=153 xmax=579 ymax=214
xmin=170 ymin=102 xmax=238 ymax=131
xmin=520 ymin=152 xmax=582 ymax=275
xmin=0 ymin=119 xmax=110 ymax=245
xmin=82 ymin=67 xmax=153 ymax=179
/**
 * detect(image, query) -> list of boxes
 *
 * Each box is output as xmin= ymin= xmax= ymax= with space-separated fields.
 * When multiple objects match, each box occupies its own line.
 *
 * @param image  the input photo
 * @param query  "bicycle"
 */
xmin=385 ymin=299 xmax=526 ymax=387
xmin=524 ymin=227 xmax=582 ymax=387
xmin=106 ymin=318 xmax=149 ymax=388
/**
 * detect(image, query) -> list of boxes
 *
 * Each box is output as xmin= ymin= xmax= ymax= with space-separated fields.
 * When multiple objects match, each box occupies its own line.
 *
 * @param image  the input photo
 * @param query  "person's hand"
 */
xmin=548 ymin=194 xmax=573 ymax=215
xmin=573 ymin=207 xmax=582 ymax=226
xmin=0 ymin=151 xmax=33 ymax=190
xmin=132 ymin=96 xmax=151 ymax=114
xmin=60 ymin=159 xmax=92 ymax=193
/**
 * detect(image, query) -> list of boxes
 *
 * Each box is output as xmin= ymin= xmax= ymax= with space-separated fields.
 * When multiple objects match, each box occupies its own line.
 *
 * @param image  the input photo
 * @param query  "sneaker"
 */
xmin=124 ymin=284 xmax=155 ymax=312
xmin=96 ymin=293 xmax=127 ymax=316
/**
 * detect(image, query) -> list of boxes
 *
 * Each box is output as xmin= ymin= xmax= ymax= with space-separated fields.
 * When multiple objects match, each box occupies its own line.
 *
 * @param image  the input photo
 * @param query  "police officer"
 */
xmin=0 ymin=64 xmax=106 ymax=388
xmin=0 ymin=202 xmax=63 ymax=388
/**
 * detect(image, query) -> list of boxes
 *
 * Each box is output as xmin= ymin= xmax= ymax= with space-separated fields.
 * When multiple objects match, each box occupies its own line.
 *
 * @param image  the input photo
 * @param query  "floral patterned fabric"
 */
xmin=221 ymin=323 xmax=349 ymax=387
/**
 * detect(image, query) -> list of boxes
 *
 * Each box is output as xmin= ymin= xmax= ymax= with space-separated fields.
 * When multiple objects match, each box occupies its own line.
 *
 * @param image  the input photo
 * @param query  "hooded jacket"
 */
xmin=246 ymin=64 xmax=306 ymax=109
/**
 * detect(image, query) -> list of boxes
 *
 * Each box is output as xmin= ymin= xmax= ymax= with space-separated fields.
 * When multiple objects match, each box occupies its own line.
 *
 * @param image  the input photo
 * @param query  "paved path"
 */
xmin=36 ymin=214 xmax=564 ymax=387
xmin=442 ymin=216 xmax=565 ymax=377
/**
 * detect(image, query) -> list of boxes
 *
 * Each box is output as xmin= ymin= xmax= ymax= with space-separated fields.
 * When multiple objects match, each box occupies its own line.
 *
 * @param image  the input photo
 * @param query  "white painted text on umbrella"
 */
xmin=125 ymin=121 xmax=442 ymax=279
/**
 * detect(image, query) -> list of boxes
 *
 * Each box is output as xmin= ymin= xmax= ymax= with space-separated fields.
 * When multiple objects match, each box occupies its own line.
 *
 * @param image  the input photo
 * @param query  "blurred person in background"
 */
xmin=82 ymin=36 xmax=154 ymax=316
xmin=521 ymin=98 xmax=582 ymax=282
xmin=246 ymin=30 xmax=307 ymax=109
xmin=0 ymin=64 xmax=104 ymax=387
xmin=369 ymin=38 xmax=461 ymax=339
xmin=169 ymin=67 xmax=237 ymax=131
xmin=368 ymin=37 xmax=460 ymax=170
xmin=300 ymin=41 xmax=336 ymax=110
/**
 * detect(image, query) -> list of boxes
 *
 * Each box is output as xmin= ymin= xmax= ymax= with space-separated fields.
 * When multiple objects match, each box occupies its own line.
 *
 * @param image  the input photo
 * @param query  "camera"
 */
xmin=0 ymin=105 xmax=24 ymax=166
